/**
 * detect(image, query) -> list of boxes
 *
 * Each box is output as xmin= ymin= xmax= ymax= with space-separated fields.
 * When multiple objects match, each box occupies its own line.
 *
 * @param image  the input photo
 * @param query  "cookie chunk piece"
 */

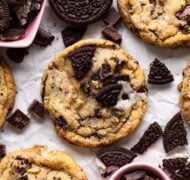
xmin=118 ymin=0 xmax=190 ymax=47
xmin=0 ymin=145 xmax=87 ymax=180
xmin=41 ymin=39 xmax=148 ymax=147
xmin=0 ymin=59 xmax=16 ymax=128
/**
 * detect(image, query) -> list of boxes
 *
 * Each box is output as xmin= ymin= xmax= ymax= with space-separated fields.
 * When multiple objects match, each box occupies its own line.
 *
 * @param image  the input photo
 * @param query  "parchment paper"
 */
xmin=1 ymin=1 xmax=190 ymax=179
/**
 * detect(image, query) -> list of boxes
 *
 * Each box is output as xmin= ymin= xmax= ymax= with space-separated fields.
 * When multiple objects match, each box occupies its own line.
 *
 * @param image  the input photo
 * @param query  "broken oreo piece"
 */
xmin=163 ymin=112 xmax=188 ymax=153
xmin=103 ymin=7 xmax=121 ymax=26
xmin=6 ymin=48 xmax=29 ymax=63
xmin=7 ymin=109 xmax=30 ymax=129
xmin=0 ymin=28 xmax=25 ymax=41
xmin=0 ymin=0 xmax=10 ymax=32
xmin=61 ymin=27 xmax=86 ymax=47
xmin=102 ymin=25 xmax=122 ymax=44
xmin=131 ymin=122 xmax=163 ymax=154
xmin=0 ymin=144 xmax=6 ymax=158
xmin=34 ymin=28 xmax=55 ymax=47
xmin=28 ymin=100 xmax=46 ymax=120
xmin=69 ymin=45 xmax=96 ymax=79
xmin=148 ymin=59 xmax=174 ymax=84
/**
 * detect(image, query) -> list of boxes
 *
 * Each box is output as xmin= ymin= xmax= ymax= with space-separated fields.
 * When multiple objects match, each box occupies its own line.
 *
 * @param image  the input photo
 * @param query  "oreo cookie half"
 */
xmin=0 ymin=0 xmax=10 ymax=32
xmin=48 ymin=0 xmax=113 ymax=26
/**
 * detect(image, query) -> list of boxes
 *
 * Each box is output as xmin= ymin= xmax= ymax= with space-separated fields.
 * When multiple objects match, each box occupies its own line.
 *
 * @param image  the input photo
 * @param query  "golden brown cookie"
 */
xmin=41 ymin=39 xmax=148 ymax=147
xmin=0 ymin=59 xmax=16 ymax=128
xmin=118 ymin=0 xmax=190 ymax=48
xmin=178 ymin=61 xmax=190 ymax=124
xmin=0 ymin=145 xmax=87 ymax=180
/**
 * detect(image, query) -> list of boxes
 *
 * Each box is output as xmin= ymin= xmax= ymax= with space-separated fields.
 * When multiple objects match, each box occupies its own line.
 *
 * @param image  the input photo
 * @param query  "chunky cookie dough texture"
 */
xmin=41 ymin=39 xmax=148 ymax=147
xmin=118 ymin=0 xmax=190 ymax=48
xmin=0 ymin=145 xmax=87 ymax=180
xmin=178 ymin=62 xmax=190 ymax=124
xmin=0 ymin=59 xmax=15 ymax=128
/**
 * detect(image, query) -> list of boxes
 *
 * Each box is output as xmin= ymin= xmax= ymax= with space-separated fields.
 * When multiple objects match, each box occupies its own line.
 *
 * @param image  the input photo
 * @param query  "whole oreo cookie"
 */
xmin=48 ymin=0 xmax=113 ymax=26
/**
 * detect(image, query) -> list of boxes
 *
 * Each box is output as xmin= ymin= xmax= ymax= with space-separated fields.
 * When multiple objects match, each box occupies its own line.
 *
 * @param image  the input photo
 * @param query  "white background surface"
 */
xmin=1 ymin=1 xmax=190 ymax=179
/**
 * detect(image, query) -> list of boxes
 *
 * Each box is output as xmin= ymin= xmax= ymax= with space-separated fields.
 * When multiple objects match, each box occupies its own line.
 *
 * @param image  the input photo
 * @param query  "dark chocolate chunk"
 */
xmin=176 ymin=5 xmax=190 ymax=24
xmin=0 ymin=144 xmax=6 ymax=158
xmin=148 ymin=59 xmax=174 ymax=84
xmin=61 ymin=26 xmax=86 ymax=47
xmin=95 ymin=84 xmax=122 ymax=107
xmin=103 ymin=7 xmax=121 ymax=26
xmin=0 ymin=28 xmax=25 ymax=41
xmin=48 ymin=0 xmax=113 ymax=26
xmin=162 ymin=158 xmax=190 ymax=180
xmin=28 ymin=100 xmax=46 ymax=119
xmin=54 ymin=116 xmax=68 ymax=129
xmin=131 ymin=122 xmax=163 ymax=154
xmin=96 ymin=147 xmax=137 ymax=168
xmin=101 ymin=166 xmax=119 ymax=178
xmin=34 ymin=28 xmax=55 ymax=47
xmin=7 ymin=109 xmax=30 ymax=129
xmin=123 ymin=170 xmax=146 ymax=180
xmin=69 ymin=45 xmax=96 ymax=79
xmin=163 ymin=112 xmax=188 ymax=153
xmin=102 ymin=25 xmax=122 ymax=44
xmin=149 ymin=0 xmax=156 ymax=5
xmin=0 ymin=0 xmax=10 ymax=31
xmin=6 ymin=48 xmax=29 ymax=63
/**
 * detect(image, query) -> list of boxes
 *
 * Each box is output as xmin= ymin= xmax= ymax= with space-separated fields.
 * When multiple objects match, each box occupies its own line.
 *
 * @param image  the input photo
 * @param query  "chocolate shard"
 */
xmin=131 ymin=122 xmax=163 ymax=154
xmin=7 ymin=109 xmax=30 ymax=129
xmin=102 ymin=25 xmax=122 ymax=44
xmin=6 ymin=48 xmax=29 ymax=63
xmin=103 ymin=7 xmax=121 ymax=26
xmin=28 ymin=100 xmax=46 ymax=119
xmin=34 ymin=28 xmax=55 ymax=47
xmin=176 ymin=5 xmax=190 ymax=24
xmin=123 ymin=170 xmax=146 ymax=180
xmin=0 ymin=144 xmax=6 ymax=158
xmin=61 ymin=26 xmax=87 ymax=47
xmin=148 ymin=59 xmax=174 ymax=84
xmin=163 ymin=112 xmax=188 ymax=153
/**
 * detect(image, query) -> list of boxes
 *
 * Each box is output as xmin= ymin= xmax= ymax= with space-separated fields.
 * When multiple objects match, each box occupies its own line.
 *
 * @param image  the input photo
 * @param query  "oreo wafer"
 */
xmin=48 ymin=0 xmax=113 ymax=26
xmin=0 ymin=0 xmax=10 ymax=31
xmin=131 ymin=122 xmax=163 ymax=154
xmin=163 ymin=112 xmax=188 ymax=153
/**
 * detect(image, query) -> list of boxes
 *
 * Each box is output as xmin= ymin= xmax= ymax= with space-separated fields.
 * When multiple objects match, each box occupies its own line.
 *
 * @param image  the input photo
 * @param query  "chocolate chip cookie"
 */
xmin=178 ymin=62 xmax=190 ymax=124
xmin=0 ymin=145 xmax=87 ymax=180
xmin=0 ymin=59 xmax=16 ymax=128
xmin=118 ymin=0 xmax=190 ymax=48
xmin=41 ymin=39 xmax=148 ymax=147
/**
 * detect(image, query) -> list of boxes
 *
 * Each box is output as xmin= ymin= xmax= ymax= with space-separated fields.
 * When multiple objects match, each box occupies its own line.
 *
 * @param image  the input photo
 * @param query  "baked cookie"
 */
xmin=118 ymin=0 xmax=190 ymax=48
xmin=41 ymin=39 xmax=148 ymax=147
xmin=178 ymin=62 xmax=190 ymax=124
xmin=0 ymin=59 xmax=16 ymax=128
xmin=0 ymin=145 xmax=87 ymax=180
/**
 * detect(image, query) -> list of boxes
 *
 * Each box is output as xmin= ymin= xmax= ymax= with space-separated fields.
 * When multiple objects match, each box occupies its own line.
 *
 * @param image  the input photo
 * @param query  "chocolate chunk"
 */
xmin=123 ymin=170 xmax=146 ymax=180
xmin=131 ymin=122 xmax=163 ymax=154
xmin=103 ymin=7 xmax=121 ymax=26
xmin=148 ymin=59 xmax=174 ymax=84
xmin=0 ymin=0 xmax=10 ymax=31
xmin=162 ymin=158 xmax=190 ymax=180
xmin=163 ymin=112 xmax=188 ymax=153
xmin=61 ymin=26 xmax=86 ymax=47
xmin=6 ymin=48 xmax=29 ymax=63
xmin=176 ymin=5 xmax=190 ymax=24
xmin=7 ymin=109 xmax=30 ymax=129
xmin=95 ymin=84 xmax=122 ymax=107
xmin=69 ymin=45 xmax=96 ymax=79
xmin=102 ymin=25 xmax=122 ymax=44
xmin=101 ymin=166 xmax=119 ymax=178
xmin=96 ymin=147 xmax=137 ymax=168
xmin=149 ymin=0 xmax=156 ymax=5
xmin=54 ymin=116 xmax=68 ymax=129
xmin=0 ymin=144 xmax=6 ymax=158
xmin=28 ymin=100 xmax=46 ymax=119
xmin=34 ymin=28 xmax=55 ymax=47
xmin=0 ymin=28 xmax=25 ymax=41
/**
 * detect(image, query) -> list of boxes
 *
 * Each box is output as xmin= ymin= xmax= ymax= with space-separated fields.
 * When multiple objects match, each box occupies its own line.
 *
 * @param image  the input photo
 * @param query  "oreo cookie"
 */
xmin=131 ymin=122 xmax=163 ymax=154
xmin=0 ymin=0 xmax=10 ymax=31
xmin=48 ymin=0 xmax=113 ymax=26
xmin=0 ymin=28 xmax=25 ymax=41
xmin=163 ymin=112 xmax=188 ymax=153
xmin=148 ymin=59 xmax=174 ymax=84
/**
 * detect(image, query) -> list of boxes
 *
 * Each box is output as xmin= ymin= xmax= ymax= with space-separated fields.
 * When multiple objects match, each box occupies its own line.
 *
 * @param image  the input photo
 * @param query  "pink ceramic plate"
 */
xmin=0 ymin=0 xmax=47 ymax=48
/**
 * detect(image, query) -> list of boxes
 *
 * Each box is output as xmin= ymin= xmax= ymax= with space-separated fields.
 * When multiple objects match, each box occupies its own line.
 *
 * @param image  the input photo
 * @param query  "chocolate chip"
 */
xmin=149 ymin=0 xmax=156 ymax=5
xmin=28 ymin=100 xmax=46 ymax=120
xmin=0 ymin=144 xmax=6 ymax=158
xmin=7 ymin=109 xmax=30 ymax=129
xmin=54 ymin=116 xmax=68 ymax=129
xmin=103 ymin=7 xmax=121 ymax=26
xmin=102 ymin=25 xmax=122 ymax=44
xmin=176 ymin=5 xmax=190 ymax=24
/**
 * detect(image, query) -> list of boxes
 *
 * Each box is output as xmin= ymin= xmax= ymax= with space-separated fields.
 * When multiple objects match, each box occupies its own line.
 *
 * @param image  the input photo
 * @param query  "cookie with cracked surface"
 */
xmin=41 ymin=39 xmax=148 ymax=147
xmin=178 ymin=62 xmax=190 ymax=124
xmin=0 ymin=59 xmax=16 ymax=128
xmin=0 ymin=145 xmax=87 ymax=180
xmin=118 ymin=0 xmax=190 ymax=48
